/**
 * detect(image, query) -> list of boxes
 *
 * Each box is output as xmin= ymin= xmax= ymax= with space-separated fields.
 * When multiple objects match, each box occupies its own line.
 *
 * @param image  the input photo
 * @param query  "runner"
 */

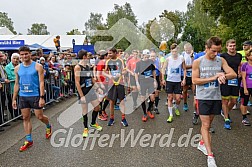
xmin=127 ymin=50 xmax=140 ymax=110
xmin=220 ymin=39 xmax=242 ymax=130
xmin=150 ymin=50 xmax=161 ymax=114
xmin=239 ymin=49 xmax=252 ymax=126
xmin=192 ymin=37 xmax=236 ymax=167
xmin=161 ymin=43 xmax=186 ymax=123
xmin=103 ymin=48 xmax=128 ymax=126
xmin=135 ymin=49 xmax=156 ymax=122
xmin=12 ymin=46 xmax=52 ymax=152
xmin=96 ymin=50 xmax=109 ymax=121
xmin=74 ymin=50 xmax=103 ymax=138
xmin=182 ymin=43 xmax=195 ymax=112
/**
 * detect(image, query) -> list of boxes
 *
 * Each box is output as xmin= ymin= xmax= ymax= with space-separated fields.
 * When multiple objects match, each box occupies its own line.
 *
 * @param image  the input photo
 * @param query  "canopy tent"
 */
xmin=0 ymin=27 xmax=14 ymax=35
xmin=28 ymin=43 xmax=52 ymax=53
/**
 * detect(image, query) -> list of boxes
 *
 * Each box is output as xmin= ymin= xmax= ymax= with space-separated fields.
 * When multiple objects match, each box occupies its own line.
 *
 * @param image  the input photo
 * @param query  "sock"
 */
xmin=110 ymin=114 xmax=114 ymax=119
xmin=168 ymin=107 xmax=173 ymax=116
xmin=141 ymin=101 xmax=147 ymax=115
xmin=46 ymin=123 xmax=51 ymax=128
xmin=132 ymin=92 xmax=138 ymax=106
xmin=91 ymin=110 xmax=99 ymax=125
xmin=102 ymin=99 xmax=109 ymax=111
xmin=208 ymin=154 xmax=214 ymax=157
xmin=99 ymin=102 xmax=103 ymax=115
xmin=122 ymin=114 xmax=125 ymax=120
xmin=147 ymin=100 xmax=154 ymax=111
xmin=199 ymin=140 xmax=204 ymax=145
xmin=26 ymin=134 xmax=32 ymax=142
xmin=155 ymin=96 xmax=159 ymax=108
xmin=243 ymin=114 xmax=247 ymax=120
xmin=83 ymin=114 xmax=88 ymax=128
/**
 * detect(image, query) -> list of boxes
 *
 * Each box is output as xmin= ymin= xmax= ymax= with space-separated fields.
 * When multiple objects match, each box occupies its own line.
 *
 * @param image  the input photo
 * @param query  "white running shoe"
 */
xmin=232 ymin=104 xmax=237 ymax=110
xmin=207 ymin=156 xmax=217 ymax=167
xmin=197 ymin=142 xmax=208 ymax=156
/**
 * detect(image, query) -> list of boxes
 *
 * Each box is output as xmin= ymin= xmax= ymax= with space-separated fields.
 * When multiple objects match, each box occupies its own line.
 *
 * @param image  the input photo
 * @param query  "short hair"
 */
xmin=117 ymin=49 xmax=123 ymax=53
xmin=78 ymin=50 xmax=87 ymax=59
xmin=19 ymin=46 xmax=31 ymax=53
xmin=206 ymin=37 xmax=222 ymax=48
xmin=11 ymin=53 xmax=20 ymax=59
xmin=108 ymin=47 xmax=117 ymax=53
xmin=184 ymin=43 xmax=193 ymax=49
xmin=226 ymin=39 xmax=236 ymax=46
xmin=170 ymin=43 xmax=178 ymax=50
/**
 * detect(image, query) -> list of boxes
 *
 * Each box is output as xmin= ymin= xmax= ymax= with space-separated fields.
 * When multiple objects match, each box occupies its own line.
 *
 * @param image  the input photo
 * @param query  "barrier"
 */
xmin=0 ymin=67 xmax=76 ymax=127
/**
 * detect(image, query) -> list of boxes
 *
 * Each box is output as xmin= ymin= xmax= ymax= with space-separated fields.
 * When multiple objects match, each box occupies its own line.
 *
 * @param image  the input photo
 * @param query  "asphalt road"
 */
xmin=0 ymin=92 xmax=251 ymax=167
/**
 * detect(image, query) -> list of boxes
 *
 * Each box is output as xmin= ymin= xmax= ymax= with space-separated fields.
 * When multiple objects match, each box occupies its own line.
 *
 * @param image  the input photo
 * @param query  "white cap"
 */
xmin=142 ymin=49 xmax=150 ymax=55
xmin=40 ymin=57 xmax=45 ymax=61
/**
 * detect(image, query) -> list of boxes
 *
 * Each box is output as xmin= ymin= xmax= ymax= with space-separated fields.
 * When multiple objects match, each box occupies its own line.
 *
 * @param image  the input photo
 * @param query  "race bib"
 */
xmin=204 ymin=80 xmax=218 ymax=89
xmin=228 ymin=79 xmax=238 ymax=86
xmin=249 ymin=73 xmax=252 ymax=80
xmin=85 ymin=78 xmax=92 ymax=87
xmin=144 ymin=70 xmax=152 ymax=78
xmin=111 ymin=70 xmax=120 ymax=77
xmin=21 ymin=84 xmax=34 ymax=93
xmin=170 ymin=68 xmax=179 ymax=74
xmin=186 ymin=71 xmax=192 ymax=77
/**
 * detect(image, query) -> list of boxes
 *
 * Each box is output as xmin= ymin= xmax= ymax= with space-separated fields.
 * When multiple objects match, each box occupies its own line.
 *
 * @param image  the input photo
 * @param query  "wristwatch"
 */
xmin=40 ymin=95 xmax=45 ymax=99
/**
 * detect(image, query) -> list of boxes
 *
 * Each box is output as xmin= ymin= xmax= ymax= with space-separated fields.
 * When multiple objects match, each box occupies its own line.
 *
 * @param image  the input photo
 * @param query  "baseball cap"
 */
xmin=40 ymin=57 xmax=45 ymax=61
xmin=142 ymin=49 xmax=150 ymax=55
xmin=243 ymin=41 xmax=252 ymax=46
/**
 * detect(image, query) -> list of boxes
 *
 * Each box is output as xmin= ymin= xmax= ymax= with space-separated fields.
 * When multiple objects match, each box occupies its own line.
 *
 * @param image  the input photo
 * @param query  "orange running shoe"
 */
xmin=142 ymin=115 xmax=148 ymax=122
xmin=19 ymin=141 xmax=33 ymax=152
xmin=147 ymin=111 xmax=155 ymax=119
xmin=46 ymin=126 xmax=52 ymax=139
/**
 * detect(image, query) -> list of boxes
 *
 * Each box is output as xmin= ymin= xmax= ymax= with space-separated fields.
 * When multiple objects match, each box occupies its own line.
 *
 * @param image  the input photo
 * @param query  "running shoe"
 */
xmin=82 ymin=128 xmax=88 ymax=138
xmin=208 ymin=156 xmax=217 ymax=167
xmin=224 ymin=119 xmax=231 ymax=130
xmin=197 ymin=142 xmax=208 ymax=156
xmin=183 ymin=104 xmax=188 ymax=111
xmin=154 ymin=107 xmax=160 ymax=114
xmin=232 ymin=104 xmax=237 ymax=110
xmin=19 ymin=141 xmax=33 ymax=152
xmin=175 ymin=108 xmax=180 ymax=116
xmin=121 ymin=118 xmax=128 ymax=127
xmin=147 ymin=111 xmax=155 ymax=119
xmin=108 ymin=118 xmax=115 ymax=126
xmin=90 ymin=123 xmax=103 ymax=131
xmin=248 ymin=101 xmax=252 ymax=106
xmin=247 ymin=110 xmax=251 ymax=115
xmin=142 ymin=115 xmax=147 ymax=122
xmin=98 ymin=114 xmax=107 ymax=121
xmin=192 ymin=113 xmax=199 ymax=125
xmin=114 ymin=105 xmax=120 ymax=110
xmin=242 ymin=118 xmax=251 ymax=126
xmin=102 ymin=111 xmax=108 ymax=118
xmin=167 ymin=116 xmax=173 ymax=123
xmin=46 ymin=126 xmax=52 ymax=139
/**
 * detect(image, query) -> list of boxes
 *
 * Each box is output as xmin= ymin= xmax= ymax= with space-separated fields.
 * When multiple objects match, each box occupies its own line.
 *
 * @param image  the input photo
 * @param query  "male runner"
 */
xmin=12 ymin=46 xmax=52 ymax=152
xmin=103 ymin=48 xmax=128 ymax=126
xmin=135 ymin=49 xmax=156 ymax=122
xmin=220 ymin=39 xmax=242 ymax=130
xmin=192 ymin=37 xmax=236 ymax=167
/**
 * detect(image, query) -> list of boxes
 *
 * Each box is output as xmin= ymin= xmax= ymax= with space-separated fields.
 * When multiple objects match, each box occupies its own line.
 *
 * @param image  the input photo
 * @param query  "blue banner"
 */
xmin=0 ymin=40 xmax=25 ymax=47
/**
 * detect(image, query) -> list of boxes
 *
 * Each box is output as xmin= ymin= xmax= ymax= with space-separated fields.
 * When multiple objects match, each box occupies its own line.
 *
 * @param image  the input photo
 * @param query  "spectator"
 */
xmin=5 ymin=53 xmax=20 ymax=119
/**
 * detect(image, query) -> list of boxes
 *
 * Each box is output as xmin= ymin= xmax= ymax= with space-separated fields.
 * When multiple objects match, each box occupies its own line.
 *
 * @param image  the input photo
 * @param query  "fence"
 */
xmin=0 ymin=68 xmax=76 ymax=128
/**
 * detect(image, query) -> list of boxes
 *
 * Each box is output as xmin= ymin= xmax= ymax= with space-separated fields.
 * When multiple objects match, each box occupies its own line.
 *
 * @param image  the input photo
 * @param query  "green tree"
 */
xmin=0 ymin=12 xmax=16 ymax=34
xmin=202 ymin=0 xmax=252 ymax=49
xmin=66 ymin=29 xmax=82 ymax=35
xmin=84 ymin=13 xmax=104 ymax=31
xmin=27 ymin=23 xmax=50 ymax=35
xmin=181 ymin=0 xmax=217 ymax=52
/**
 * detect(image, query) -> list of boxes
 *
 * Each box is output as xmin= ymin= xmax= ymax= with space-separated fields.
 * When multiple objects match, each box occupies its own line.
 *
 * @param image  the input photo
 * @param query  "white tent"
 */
xmin=0 ymin=35 xmax=87 ymax=51
xmin=0 ymin=27 xmax=14 ymax=35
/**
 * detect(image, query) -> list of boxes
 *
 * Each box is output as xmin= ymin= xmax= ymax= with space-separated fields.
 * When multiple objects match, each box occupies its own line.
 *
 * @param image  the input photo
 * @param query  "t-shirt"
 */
xmin=237 ymin=50 xmax=247 ymax=63
xmin=96 ymin=59 xmax=107 ymax=84
xmin=194 ymin=52 xmax=205 ymax=60
xmin=127 ymin=58 xmax=140 ymax=73
xmin=135 ymin=59 xmax=155 ymax=82
xmin=106 ymin=58 xmax=124 ymax=85
xmin=240 ymin=62 xmax=252 ymax=88
xmin=220 ymin=53 xmax=242 ymax=74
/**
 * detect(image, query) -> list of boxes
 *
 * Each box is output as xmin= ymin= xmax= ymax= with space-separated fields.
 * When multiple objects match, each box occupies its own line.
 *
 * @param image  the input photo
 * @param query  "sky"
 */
xmin=0 ymin=0 xmax=191 ymax=35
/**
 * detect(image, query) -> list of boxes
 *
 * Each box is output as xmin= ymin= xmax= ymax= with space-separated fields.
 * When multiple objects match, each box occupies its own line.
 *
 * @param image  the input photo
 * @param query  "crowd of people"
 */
xmin=0 ymin=37 xmax=252 ymax=167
